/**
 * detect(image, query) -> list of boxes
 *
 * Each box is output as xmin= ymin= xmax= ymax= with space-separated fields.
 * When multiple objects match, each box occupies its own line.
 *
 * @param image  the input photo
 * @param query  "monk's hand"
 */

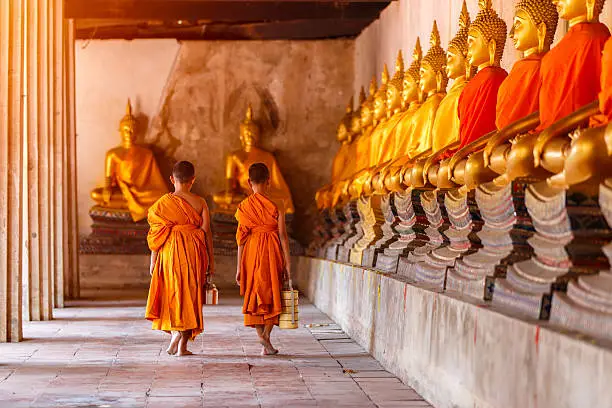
xmin=208 ymin=263 xmax=215 ymax=276
xmin=235 ymin=270 xmax=241 ymax=286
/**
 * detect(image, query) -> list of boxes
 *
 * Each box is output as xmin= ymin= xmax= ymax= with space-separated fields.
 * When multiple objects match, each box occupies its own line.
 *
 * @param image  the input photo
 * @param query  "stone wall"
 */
xmin=294 ymin=257 xmax=612 ymax=408
xmin=76 ymin=39 xmax=355 ymax=245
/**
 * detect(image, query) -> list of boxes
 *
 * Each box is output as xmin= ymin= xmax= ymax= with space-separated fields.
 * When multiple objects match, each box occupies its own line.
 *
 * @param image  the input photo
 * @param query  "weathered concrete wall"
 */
xmin=76 ymin=39 xmax=354 ymax=245
xmin=80 ymin=254 xmax=238 ymax=291
xmin=295 ymin=257 xmax=612 ymax=408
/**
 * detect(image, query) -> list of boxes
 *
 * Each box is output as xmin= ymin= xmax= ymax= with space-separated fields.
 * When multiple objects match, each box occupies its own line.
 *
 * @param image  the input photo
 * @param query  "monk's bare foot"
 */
xmin=259 ymin=338 xmax=278 ymax=355
xmin=177 ymin=349 xmax=194 ymax=357
xmin=166 ymin=332 xmax=180 ymax=355
xmin=177 ymin=331 xmax=193 ymax=356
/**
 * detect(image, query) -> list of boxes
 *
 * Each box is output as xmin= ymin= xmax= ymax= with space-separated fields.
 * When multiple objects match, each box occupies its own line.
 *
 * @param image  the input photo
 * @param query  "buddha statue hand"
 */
xmin=483 ymin=112 xmax=540 ymax=168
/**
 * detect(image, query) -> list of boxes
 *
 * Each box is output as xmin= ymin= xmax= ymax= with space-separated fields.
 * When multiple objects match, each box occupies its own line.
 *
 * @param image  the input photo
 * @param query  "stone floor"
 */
xmin=0 ymin=291 xmax=432 ymax=408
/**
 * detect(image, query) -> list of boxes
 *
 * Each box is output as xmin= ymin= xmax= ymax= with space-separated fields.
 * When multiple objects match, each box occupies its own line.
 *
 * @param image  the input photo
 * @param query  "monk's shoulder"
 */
xmin=148 ymin=193 xmax=172 ymax=216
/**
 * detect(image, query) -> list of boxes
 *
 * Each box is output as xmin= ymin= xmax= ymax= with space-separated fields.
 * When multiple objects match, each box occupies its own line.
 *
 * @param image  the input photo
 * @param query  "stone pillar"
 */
xmin=64 ymin=20 xmax=80 ymax=299
xmin=0 ymin=0 xmax=25 ymax=342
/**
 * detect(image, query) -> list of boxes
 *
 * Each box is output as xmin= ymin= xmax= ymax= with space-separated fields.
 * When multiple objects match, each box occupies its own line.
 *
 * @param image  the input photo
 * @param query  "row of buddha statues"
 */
xmin=314 ymin=0 xmax=612 ymax=341
xmin=85 ymin=100 xmax=295 ymax=254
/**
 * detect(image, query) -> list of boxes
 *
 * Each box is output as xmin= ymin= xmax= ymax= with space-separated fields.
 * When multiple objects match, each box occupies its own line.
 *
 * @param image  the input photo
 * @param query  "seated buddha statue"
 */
xmin=90 ymin=99 xmax=168 ymax=222
xmin=405 ymin=21 xmax=451 ymax=188
xmin=380 ymin=39 xmax=424 ymax=194
xmin=479 ymin=0 xmax=560 ymax=185
xmin=528 ymin=0 xmax=610 ymax=187
xmin=331 ymin=97 xmax=357 ymax=184
xmin=424 ymin=1 xmax=473 ymax=189
xmin=447 ymin=0 xmax=509 ymax=189
xmin=353 ymin=79 xmax=377 ymax=176
xmin=213 ymin=105 xmax=295 ymax=214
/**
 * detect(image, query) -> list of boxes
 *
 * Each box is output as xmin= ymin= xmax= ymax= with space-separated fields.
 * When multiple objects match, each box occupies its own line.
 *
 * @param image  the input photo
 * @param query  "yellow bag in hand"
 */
xmin=204 ymin=275 xmax=218 ymax=305
xmin=279 ymin=279 xmax=298 ymax=330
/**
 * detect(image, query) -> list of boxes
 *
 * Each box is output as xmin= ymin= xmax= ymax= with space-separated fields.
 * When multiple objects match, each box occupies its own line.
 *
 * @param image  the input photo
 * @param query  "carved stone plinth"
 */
xmin=349 ymin=196 xmax=384 ymax=267
xmin=447 ymin=181 xmax=533 ymax=300
xmin=341 ymin=200 xmax=364 ymax=263
xmin=549 ymin=180 xmax=612 ymax=339
xmin=361 ymin=194 xmax=400 ymax=270
xmin=79 ymin=206 xmax=150 ymax=254
xmin=322 ymin=207 xmax=348 ymax=261
xmin=333 ymin=201 xmax=359 ymax=263
xmin=413 ymin=190 xmax=483 ymax=291
xmin=493 ymin=182 xmax=611 ymax=320
xmin=386 ymin=190 xmax=429 ymax=280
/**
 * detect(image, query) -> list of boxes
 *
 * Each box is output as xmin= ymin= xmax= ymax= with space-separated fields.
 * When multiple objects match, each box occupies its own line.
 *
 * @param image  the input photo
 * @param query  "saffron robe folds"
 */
xmin=431 ymin=77 xmax=466 ymax=153
xmin=496 ymin=55 xmax=542 ymax=130
xmin=597 ymin=37 xmax=612 ymax=124
xmin=145 ymin=194 xmax=209 ymax=340
xmin=236 ymin=193 xmax=284 ymax=327
xmin=458 ymin=66 xmax=508 ymax=149
xmin=538 ymin=22 xmax=610 ymax=131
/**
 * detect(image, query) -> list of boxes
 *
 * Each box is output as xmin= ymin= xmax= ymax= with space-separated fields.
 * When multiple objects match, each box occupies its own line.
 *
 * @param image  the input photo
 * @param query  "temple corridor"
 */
xmin=0 ymin=293 xmax=431 ymax=408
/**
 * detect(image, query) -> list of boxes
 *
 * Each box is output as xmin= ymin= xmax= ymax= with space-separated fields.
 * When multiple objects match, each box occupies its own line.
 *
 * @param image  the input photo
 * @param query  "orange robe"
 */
xmin=538 ymin=22 xmax=610 ymax=131
xmin=496 ymin=55 xmax=542 ymax=130
xmin=458 ymin=66 xmax=508 ymax=149
xmin=236 ymin=193 xmax=284 ymax=327
xmin=597 ymin=37 xmax=612 ymax=124
xmin=145 ymin=194 xmax=209 ymax=340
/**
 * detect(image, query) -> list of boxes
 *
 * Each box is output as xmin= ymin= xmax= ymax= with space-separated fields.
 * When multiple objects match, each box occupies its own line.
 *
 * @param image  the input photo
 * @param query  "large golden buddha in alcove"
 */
xmin=213 ymin=105 xmax=295 ymax=214
xmin=90 ymin=100 xmax=168 ymax=222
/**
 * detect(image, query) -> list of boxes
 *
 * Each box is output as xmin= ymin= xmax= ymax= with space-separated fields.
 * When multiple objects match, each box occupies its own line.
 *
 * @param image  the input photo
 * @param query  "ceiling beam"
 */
xmin=74 ymin=18 xmax=373 ymax=40
xmin=65 ymin=0 xmax=389 ymax=22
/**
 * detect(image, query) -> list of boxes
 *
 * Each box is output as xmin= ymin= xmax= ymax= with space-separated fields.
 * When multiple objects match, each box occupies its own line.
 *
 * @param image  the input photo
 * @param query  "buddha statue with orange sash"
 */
xmin=425 ymin=1 xmax=474 ymax=189
xmin=468 ymin=0 xmax=560 ymax=187
xmin=528 ymin=0 xmax=611 ymax=189
xmin=447 ymin=0 xmax=508 ymax=189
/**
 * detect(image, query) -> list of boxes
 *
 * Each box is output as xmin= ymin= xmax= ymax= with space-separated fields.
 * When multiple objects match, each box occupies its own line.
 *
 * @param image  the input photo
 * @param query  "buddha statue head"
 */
xmin=361 ymin=76 xmax=377 ymax=129
xmin=403 ymin=38 xmax=423 ymax=108
xmin=420 ymin=21 xmax=449 ymax=97
xmin=351 ymin=87 xmax=366 ymax=137
xmin=448 ymin=1 xmax=473 ymax=80
xmin=119 ymin=99 xmax=137 ymax=147
xmin=337 ymin=97 xmax=353 ymax=144
xmin=374 ymin=65 xmax=390 ymax=124
xmin=239 ymin=104 xmax=260 ymax=151
xmin=386 ymin=50 xmax=405 ymax=115
xmin=468 ymin=0 xmax=508 ymax=70
xmin=552 ymin=0 xmax=606 ymax=24
xmin=511 ymin=0 xmax=559 ymax=56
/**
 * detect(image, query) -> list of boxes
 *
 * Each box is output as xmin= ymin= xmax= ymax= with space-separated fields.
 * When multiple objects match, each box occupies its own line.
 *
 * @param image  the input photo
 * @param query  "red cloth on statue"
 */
xmin=457 ymin=66 xmax=508 ymax=149
xmin=538 ymin=22 xmax=610 ymax=131
xmin=496 ymin=55 xmax=542 ymax=130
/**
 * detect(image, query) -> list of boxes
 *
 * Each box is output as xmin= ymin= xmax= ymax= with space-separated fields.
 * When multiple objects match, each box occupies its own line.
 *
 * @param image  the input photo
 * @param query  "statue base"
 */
xmin=79 ymin=206 xmax=149 ymax=254
xmin=211 ymin=210 xmax=304 ymax=256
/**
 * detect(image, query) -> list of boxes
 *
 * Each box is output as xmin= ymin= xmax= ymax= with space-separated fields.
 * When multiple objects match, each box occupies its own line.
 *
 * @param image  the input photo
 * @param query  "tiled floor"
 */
xmin=0 ymin=292 xmax=432 ymax=407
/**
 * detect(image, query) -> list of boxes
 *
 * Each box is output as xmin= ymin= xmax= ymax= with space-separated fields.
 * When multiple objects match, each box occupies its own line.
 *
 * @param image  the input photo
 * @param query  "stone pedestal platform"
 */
xmin=79 ymin=206 xmax=149 ymax=254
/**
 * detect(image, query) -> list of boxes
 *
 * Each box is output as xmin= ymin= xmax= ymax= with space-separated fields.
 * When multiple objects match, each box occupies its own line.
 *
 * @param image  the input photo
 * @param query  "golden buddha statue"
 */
xmin=90 ymin=99 xmax=168 ymax=222
xmin=424 ymin=1 xmax=473 ymax=189
xmin=381 ymin=39 xmax=424 ymax=194
xmin=331 ymin=98 xmax=356 ymax=184
xmin=480 ymin=0 xmax=560 ymax=185
xmin=353 ymin=78 xmax=377 ymax=176
xmin=406 ymin=21 xmax=450 ymax=187
xmin=213 ymin=105 xmax=295 ymax=213
xmin=448 ymin=0 xmax=508 ymax=190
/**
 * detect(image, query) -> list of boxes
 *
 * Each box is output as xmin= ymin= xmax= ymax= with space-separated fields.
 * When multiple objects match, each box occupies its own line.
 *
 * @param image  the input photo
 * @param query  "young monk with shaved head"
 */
xmin=235 ymin=162 xmax=292 ymax=355
xmin=145 ymin=161 xmax=215 ymax=356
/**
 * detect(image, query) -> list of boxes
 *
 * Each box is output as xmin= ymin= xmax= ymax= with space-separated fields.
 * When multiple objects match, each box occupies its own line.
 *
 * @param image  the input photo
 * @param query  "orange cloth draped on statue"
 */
xmin=496 ymin=55 xmax=542 ymax=130
xmin=458 ymin=66 xmax=508 ymax=149
xmin=538 ymin=22 xmax=610 ymax=131
xmin=236 ymin=193 xmax=284 ymax=327
xmin=595 ymin=37 xmax=612 ymax=125
xmin=145 ymin=193 xmax=209 ymax=340
xmin=116 ymin=146 xmax=169 ymax=222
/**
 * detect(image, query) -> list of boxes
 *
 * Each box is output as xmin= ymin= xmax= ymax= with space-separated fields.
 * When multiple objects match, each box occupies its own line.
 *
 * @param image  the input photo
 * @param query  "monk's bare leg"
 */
xmin=256 ymin=325 xmax=277 ymax=356
xmin=177 ymin=330 xmax=193 ymax=356
xmin=166 ymin=331 xmax=180 ymax=355
xmin=263 ymin=324 xmax=278 ymax=355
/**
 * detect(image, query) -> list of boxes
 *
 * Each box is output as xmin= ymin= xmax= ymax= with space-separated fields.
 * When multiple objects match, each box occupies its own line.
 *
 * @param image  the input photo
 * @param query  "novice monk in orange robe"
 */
xmin=145 ymin=161 xmax=215 ymax=357
xmin=235 ymin=163 xmax=292 ymax=356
